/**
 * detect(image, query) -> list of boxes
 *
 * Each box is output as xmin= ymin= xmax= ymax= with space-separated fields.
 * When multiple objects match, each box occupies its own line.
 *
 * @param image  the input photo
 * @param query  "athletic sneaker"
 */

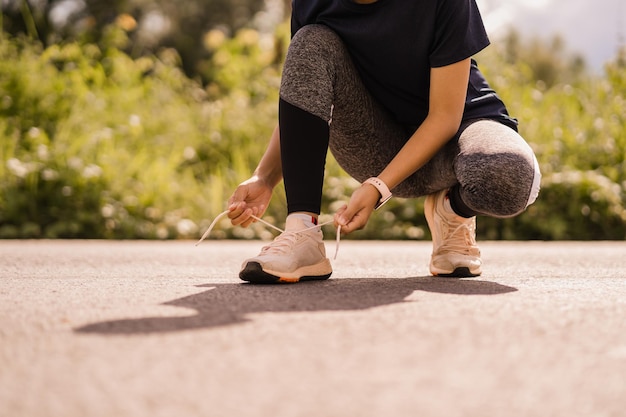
xmin=424 ymin=189 xmax=482 ymax=277
xmin=239 ymin=216 xmax=333 ymax=284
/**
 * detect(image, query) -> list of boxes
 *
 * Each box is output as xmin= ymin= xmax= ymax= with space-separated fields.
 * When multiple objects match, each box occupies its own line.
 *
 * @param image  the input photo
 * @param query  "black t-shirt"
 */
xmin=292 ymin=0 xmax=518 ymax=130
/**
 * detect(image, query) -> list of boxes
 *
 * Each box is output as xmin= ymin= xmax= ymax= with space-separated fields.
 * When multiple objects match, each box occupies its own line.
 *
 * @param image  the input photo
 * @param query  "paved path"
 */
xmin=1 ymin=240 xmax=626 ymax=417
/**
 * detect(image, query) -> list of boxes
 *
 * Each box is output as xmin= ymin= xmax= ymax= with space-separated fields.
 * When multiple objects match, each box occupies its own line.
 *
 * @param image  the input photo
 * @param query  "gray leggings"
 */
xmin=280 ymin=24 xmax=540 ymax=218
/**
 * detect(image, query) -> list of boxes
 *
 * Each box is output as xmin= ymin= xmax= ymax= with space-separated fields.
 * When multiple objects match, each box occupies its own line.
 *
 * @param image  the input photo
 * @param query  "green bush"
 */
xmin=0 ymin=28 xmax=282 ymax=239
xmin=473 ymin=41 xmax=626 ymax=240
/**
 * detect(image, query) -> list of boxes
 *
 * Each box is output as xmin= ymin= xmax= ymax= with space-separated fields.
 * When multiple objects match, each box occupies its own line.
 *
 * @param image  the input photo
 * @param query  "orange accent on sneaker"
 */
xmin=278 ymin=277 xmax=300 ymax=283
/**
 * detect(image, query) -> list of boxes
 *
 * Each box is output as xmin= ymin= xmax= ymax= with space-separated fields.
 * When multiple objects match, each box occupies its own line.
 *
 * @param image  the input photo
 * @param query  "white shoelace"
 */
xmin=195 ymin=210 xmax=342 ymax=260
xmin=436 ymin=222 xmax=478 ymax=255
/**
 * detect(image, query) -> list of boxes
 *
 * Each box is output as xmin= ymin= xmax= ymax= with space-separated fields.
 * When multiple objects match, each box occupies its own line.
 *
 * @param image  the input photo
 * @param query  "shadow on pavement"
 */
xmin=75 ymin=277 xmax=517 ymax=335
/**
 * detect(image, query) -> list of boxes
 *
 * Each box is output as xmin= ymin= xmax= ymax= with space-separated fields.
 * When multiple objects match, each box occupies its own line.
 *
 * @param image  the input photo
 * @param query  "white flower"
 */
xmin=129 ymin=114 xmax=142 ymax=127
xmin=37 ymin=144 xmax=50 ymax=161
xmin=28 ymin=127 xmax=41 ymax=138
xmin=176 ymin=219 xmax=197 ymax=236
xmin=101 ymin=204 xmax=115 ymax=218
xmin=68 ymin=157 xmax=83 ymax=170
xmin=82 ymin=164 xmax=103 ymax=179
xmin=7 ymin=158 xmax=28 ymax=178
xmin=41 ymin=169 xmax=59 ymax=181
xmin=183 ymin=146 xmax=197 ymax=160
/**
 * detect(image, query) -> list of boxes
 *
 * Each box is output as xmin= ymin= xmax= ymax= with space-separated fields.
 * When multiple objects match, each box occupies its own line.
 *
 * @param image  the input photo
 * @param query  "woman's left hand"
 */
xmin=334 ymin=184 xmax=380 ymax=234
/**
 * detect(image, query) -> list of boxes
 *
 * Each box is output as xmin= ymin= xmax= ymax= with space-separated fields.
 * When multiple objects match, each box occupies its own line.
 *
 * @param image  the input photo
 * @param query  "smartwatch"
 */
xmin=363 ymin=177 xmax=392 ymax=210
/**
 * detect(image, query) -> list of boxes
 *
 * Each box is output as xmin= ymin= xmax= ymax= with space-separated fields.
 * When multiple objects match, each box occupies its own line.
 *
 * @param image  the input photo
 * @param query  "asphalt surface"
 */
xmin=1 ymin=240 xmax=626 ymax=417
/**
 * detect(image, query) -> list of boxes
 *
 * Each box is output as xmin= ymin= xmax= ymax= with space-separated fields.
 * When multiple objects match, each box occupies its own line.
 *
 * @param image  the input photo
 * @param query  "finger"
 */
xmin=340 ymin=202 xmax=373 ymax=234
xmin=241 ymin=216 xmax=256 ymax=228
xmin=336 ymin=204 xmax=359 ymax=228
xmin=227 ymin=202 xmax=245 ymax=220
xmin=333 ymin=204 xmax=348 ymax=227
xmin=231 ymin=207 xmax=253 ymax=227
xmin=240 ymin=206 xmax=259 ymax=228
xmin=340 ymin=214 xmax=363 ymax=234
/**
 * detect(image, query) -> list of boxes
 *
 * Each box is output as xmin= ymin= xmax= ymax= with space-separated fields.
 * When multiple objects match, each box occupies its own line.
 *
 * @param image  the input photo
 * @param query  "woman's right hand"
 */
xmin=227 ymin=176 xmax=274 ymax=227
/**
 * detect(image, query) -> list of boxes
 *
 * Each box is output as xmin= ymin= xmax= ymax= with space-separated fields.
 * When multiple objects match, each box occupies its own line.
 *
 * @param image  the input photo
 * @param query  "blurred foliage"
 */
xmin=472 ymin=33 xmax=626 ymax=240
xmin=0 ymin=8 xmax=625 ymax=240
xmin=0 ymin=22 xmax=287 ymax=239
xmin=0 ymin=0 xmax=289 ymax=80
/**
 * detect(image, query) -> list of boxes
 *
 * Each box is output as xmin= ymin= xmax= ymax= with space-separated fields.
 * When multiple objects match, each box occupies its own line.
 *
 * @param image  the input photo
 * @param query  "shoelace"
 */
xmin=436 ymin=222 xmax=478 ymax=255
xmin=195 ymin=210 xmax=342 ymax=260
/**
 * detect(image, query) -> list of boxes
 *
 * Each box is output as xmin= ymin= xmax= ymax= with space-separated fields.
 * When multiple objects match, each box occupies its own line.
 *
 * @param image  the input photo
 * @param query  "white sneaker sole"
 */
xmin=430 ymin=264 xmax=482 ymax=278
xmin=240 ymin=259 xmax=332 ymax=284
xmin=430 ymin=254 xmax=482 ymax=277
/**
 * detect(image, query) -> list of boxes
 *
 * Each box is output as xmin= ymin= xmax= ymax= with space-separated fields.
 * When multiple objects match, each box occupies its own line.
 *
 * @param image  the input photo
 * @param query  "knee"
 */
xmin=290 ymin=24 xmax=342 ymax=51
xmin=460 ymin=151 xmax=540 ymax=218
xmin=281 ymin=25 xmax=345 ymax=119
xmin=285 ymin=25 xmax=345 ymax=70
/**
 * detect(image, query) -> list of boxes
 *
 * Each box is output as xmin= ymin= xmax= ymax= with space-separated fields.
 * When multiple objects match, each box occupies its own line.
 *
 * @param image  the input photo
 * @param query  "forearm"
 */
xmin=335 ymin=117 xmax=458 ymax=231
xmin=252 ymin=124 xmax=283 ymax=188
xmin=335 ymin=60 xmax=470 ymax=231
xmin=377 ymin=59 xmax=470 ymax=192
xmin=377 ymin=115 xmax=459 ymax=190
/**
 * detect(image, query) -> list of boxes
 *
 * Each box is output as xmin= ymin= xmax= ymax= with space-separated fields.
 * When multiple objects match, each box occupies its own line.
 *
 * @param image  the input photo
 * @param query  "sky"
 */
xmin=476 ymin=0 xmax=625 ymax=72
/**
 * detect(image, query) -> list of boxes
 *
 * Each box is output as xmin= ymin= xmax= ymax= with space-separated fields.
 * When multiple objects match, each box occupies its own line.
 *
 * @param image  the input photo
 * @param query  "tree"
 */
xmin=498 ymin=29 xmax=586 ymax=88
